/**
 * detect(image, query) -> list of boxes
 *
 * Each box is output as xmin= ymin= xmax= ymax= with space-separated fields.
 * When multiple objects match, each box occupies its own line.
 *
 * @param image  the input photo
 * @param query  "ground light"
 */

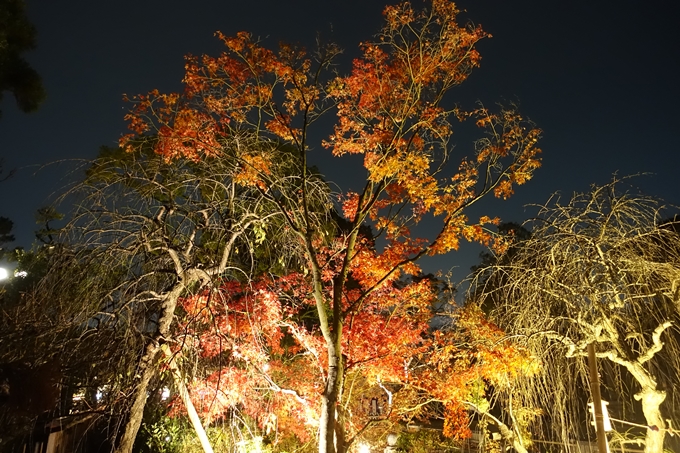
xmin=357 ymin=443 xmax=371 ymax=453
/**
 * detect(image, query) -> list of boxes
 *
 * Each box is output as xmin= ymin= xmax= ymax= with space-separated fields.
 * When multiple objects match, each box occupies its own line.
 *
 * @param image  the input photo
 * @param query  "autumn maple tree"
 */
xmin=170 ymin=235 xmax=436 ymax=446
xmin=171 ymin=271 xmax=538 ymax=453
xmin=172 ymin=281 xmax=314 ymax=441
xmin=414 ymin=304 xmax=539 ymax=453
xmin=120 ymin=1 xmax=542 ymax=452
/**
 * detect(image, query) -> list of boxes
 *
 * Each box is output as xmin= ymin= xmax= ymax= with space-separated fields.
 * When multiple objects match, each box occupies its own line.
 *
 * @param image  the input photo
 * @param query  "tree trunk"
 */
xmin=162 ymin=344 xmax=214 ymax=453
xmin=587 ymin=343 xmax=609 ymax=453
xmin=465 ymin=403 xmax=528 ymax=453
xmin=320 ymin=344 xmax=342 ymax=453
xmin=635 ymin=388 xmax=666 ymax=453
xmin=114 ymin=341 xmax=160 ymax=453
xmin=618 ymin=349 xmax=667 ymax=453
xmin=597 ymin=319 xmax=672 ymax=453
xmin=497 ymin=422 xmax=528 ymax=453
xmin=319 ymin=394 xmax=332 ymax=453
xmin=115 ymin=284 xmax=184 ymax=453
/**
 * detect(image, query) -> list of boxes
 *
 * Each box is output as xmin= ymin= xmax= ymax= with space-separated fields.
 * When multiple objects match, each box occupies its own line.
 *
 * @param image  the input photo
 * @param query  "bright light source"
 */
xmin=588 ymin=401 xmax=612 ymax=432
xmin=96 ymin=389 xmax=103 ymax=401
xmin=358 ymin=443 xmax=371 ymax=453
xmin=0 ymin=268 xmax=8 ymax=280
xmin=161 ymin=387 xmax=171 ymax=400
xmin=14 ymin=270 xmax=27 ymax=278
xmin=236 ymin=437 xmax=264 ymax=453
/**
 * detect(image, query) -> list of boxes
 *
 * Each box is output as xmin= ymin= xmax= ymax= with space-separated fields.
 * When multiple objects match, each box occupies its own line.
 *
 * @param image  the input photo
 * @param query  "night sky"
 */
xmin=1 ymin=0 xmax=679 ymax=281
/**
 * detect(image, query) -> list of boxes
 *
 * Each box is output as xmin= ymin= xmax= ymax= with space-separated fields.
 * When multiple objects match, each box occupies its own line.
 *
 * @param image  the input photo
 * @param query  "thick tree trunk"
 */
xmin=115 ymin=341 xmax=161 ymax=453
xmin=635 ymin=388 xmax=666 ymax=453
xmin=616 ymin=346 xmax=668 ymax=453
xmin=319 ymin=394 xmax=332 ymax=453
xmin=115 ymin=285 xmax=184 ymax=453
xmin=598 ymin=320 xmax=671 ymax=453
xmin=320 ymin=344 xmax=342 ymax=453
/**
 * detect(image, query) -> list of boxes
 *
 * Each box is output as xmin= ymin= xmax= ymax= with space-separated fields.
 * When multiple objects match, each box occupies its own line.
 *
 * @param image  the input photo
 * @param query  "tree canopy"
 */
xmin=0 ymin=0 xmax=46 ymax=117
xmin=117 ymin=1 xmax=541 ymax=453
xmin=2 ymin=1 xmax=544 ymax=452
xmin=474 ymin=179 xmax=680 ymax=453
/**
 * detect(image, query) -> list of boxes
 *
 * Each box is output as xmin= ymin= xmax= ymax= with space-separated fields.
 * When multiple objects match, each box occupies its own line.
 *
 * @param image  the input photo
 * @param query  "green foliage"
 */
xmin=140 ymin=414 xmax=185 ymax=453
xmin=34 ymin=206 xmax=63 ymax=244
xmin=396 ymin=430 xmax=462 ymax=453
xmin=0 ymin=0 xmax=46 ymax=116
xmin=137 ymin=411 xmax=286 ymax=453
xmin=466 ymin=380 xmax=489 ymax=413
xmin=273 ymin=434 xmax=317 ymax=453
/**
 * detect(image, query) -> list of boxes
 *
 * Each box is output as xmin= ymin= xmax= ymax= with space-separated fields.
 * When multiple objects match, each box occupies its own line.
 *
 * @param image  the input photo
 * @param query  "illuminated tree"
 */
xmin=475 ymin=179 xmax=680 ymax=453
xmin=45 ymin=145 xmax=300 ymax=453
xmin=120 ymin=1 xmax=542 ymax=452
xmin=172 ymin=276 xmax=321 ymax=445
xmin=395 ymin=304 xmax=539 ymax=453
xmin=172 ymin=239 xmax=436 ymax=449
xmin=173 ymin=264 xmax=541 ymax=453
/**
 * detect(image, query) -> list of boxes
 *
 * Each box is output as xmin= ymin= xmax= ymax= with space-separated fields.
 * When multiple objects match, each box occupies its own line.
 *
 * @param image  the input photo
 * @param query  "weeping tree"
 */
xmin=473 ymin=179 xmax=680 ymax=453
xmin=36 ymin=141 xmax=322 ymax=453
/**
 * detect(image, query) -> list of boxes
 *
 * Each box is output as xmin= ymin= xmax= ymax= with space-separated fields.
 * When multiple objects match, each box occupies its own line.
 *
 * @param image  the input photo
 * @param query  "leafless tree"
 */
xmin=473 ymin=178 xmax=680 ymax=453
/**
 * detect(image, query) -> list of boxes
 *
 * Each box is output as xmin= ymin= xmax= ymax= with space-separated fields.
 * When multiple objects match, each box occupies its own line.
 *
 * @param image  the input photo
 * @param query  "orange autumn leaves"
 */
xmin=175 ymin=272 xmax=536 ymax=441
xmin=119 ymin=0 xmax=543 ymax=443
xmin=121 ymin=30 xmax=312 ymax=162
xmin=172 ymin=244 xmax=435 ymax=439
xmin=120 ymin=1 xmax=541 ymax=262
xmin=174 ymin=281 xmax=322 ymax=440
xmin=422 ymin=305 xmax=539 ymax=439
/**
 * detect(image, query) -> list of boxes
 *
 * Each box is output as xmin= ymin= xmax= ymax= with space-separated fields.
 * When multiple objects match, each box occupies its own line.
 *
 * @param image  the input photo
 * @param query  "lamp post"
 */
xmin=587 ymin=343 xmax=610 ymax=453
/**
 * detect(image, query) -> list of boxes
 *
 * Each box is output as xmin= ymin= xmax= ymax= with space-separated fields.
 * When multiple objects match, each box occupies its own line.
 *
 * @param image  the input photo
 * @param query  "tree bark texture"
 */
xmin=618 ymin=351 xmax=667 ymax=453
xmin=114 ymin=285 xmax=183 ymax=453
xmin=635 ymin=388 xmax=667 ymax=453
xmin=320 ymin=340 xmax=342 ymax=453
xmin=114 ymin=342 xmax=160 ymax=453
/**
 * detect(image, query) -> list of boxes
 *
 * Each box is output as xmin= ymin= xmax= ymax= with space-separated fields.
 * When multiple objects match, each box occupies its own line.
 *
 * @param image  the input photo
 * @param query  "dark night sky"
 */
xmin=1 ymin=0 xmax=679 ymax=281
